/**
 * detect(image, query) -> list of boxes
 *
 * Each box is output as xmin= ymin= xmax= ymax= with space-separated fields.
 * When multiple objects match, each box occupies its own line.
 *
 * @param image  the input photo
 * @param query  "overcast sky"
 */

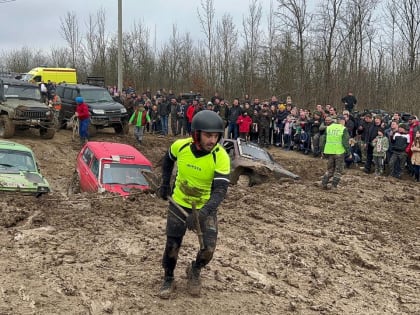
xmin=0 ymin=0 xmax=278 ymax=52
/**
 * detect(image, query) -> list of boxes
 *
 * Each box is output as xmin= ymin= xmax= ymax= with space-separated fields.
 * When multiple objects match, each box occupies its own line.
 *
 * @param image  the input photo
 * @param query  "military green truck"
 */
xmin=0 ymin=78 xmax=56 ymax=139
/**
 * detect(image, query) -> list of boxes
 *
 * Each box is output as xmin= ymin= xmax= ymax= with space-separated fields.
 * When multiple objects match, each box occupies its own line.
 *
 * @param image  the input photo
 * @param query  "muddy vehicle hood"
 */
xmin=0 ymin=170 xmax=50 ymax=193
xmin=234 ymin=154 xmax=300 ymax=180
xmin=4 ymin=98 xmax=49 ymax=110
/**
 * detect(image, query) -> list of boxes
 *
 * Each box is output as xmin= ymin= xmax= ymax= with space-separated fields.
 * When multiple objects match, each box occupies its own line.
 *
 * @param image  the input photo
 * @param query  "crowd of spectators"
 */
xmin=108 ymin=86 xmax=420 ymax=183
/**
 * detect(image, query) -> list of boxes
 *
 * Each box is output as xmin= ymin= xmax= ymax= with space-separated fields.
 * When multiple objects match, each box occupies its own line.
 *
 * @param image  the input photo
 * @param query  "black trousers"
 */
xmin=365 ymin=144 xmax=374 ymax=171
xmin=162 ymin=202 xmax=218 ymax=276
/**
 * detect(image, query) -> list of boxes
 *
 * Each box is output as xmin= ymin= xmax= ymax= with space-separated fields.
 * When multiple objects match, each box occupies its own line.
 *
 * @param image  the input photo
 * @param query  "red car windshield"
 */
xmin=102 ymin=163 xmax=151 ymax=186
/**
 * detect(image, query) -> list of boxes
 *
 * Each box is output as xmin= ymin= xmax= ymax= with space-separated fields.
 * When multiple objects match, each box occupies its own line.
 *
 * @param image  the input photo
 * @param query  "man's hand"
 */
xmin=186 ymin=207 xmax=210 ymax=230
xmin=158 ymin=185 xmax=170 ymax=200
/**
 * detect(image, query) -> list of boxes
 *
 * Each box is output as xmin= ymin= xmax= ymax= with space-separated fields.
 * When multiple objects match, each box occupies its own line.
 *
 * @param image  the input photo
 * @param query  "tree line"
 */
xmin=0 ymin=0 xmax=419 ymax=116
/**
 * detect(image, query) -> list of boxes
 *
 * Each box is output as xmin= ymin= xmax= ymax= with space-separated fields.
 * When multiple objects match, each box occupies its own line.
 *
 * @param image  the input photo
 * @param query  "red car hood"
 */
xmin=102 ymin=184 xmax=149 ymax=197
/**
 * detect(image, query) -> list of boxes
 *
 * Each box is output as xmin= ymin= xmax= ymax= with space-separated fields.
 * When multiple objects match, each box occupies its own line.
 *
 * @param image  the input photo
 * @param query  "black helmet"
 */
xmin=191 ymin=110 xmax=224 ymax=133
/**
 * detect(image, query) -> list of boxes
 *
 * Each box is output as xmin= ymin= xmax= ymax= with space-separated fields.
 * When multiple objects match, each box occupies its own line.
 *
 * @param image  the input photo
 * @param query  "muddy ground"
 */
xmin=0 ymin=126 xmax=419 ymax=315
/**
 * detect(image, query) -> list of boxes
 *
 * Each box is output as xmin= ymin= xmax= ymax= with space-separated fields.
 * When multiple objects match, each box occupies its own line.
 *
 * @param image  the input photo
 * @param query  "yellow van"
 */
xmin=22 ymin=67 xmax=77 ymax=84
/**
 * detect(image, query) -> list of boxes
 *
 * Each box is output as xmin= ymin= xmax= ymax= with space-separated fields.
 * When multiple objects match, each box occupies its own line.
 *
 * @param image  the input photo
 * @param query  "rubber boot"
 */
xmin=331 ymin=177 xmax=340 ymax=190
xmin=186 ymin=261 xmax=201 ymax=297
xmin=321 ymin=174 xmax=329 ymax=189
xmin=158 ymin=271 xmax=175 ymax=299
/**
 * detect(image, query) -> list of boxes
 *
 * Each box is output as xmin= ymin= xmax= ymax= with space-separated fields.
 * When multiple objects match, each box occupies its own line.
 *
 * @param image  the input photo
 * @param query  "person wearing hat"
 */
xmin=275 ymin=104 xmax=288 ymax=147
xmin=372 ymin=128 xmax=389 ymax=176
xmin=388 ymin=123 xmax=410 ymax=179
xmin=74 ymin=96 xmax=90 ymax=144
xmin=321 ymin=115 xmax=351 ymax=189
xmin=157 ymin=110 xmax=230 ymax=298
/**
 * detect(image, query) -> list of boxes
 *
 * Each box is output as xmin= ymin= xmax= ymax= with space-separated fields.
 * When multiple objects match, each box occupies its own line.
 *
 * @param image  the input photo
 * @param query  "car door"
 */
xmin=77 ymin=147 xmax=96 ymax=192
xmin=62 ymin=87 xmax=77 ymax=120
xmin=87 ymin=157 xmax=100 ymax=192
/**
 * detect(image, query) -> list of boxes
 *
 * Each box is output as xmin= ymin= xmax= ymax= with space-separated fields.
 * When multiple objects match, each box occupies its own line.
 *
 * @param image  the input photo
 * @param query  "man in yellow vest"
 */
xmin=157 ymin=110 xmax=230 ymax=298
xmin=322 ymin=115 xmax=351 ymax=189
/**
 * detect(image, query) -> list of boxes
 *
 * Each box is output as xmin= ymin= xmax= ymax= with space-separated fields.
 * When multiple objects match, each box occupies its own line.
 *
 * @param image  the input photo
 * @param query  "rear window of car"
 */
xmin=239 ymin=142 xmax=272 ymax=162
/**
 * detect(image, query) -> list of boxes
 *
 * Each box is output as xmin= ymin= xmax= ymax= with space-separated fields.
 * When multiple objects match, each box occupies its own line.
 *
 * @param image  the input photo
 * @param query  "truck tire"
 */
xmin=88 ymin=124 xmax=97 ymax=137
xmin=40 ymin=126 xmax=55 ymax=139
xmin=0 ymin=115 xmax=15 ymax=138
xmin=114 ymin=122 xmax=129 ymax=135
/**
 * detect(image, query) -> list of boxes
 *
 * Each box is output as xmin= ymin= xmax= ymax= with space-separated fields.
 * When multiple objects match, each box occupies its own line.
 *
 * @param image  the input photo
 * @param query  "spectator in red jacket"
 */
xmin=236 ymin=111 xmax=253 ymax=141
xmin=75 ymin=96 xmax=91 ymax=144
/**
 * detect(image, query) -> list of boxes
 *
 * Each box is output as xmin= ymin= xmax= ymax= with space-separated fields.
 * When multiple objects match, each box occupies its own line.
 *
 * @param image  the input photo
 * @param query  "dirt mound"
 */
xmin=0 ymin=127 xmax=418 ymax=314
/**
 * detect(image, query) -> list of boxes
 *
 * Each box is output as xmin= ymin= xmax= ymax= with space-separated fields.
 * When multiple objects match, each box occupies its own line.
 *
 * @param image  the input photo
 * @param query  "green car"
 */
xmin=0 ymin=140 xmax=50 ymax=196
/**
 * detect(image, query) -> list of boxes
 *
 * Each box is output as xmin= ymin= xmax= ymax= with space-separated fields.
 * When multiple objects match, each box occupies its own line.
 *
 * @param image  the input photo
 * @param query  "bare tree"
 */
xmin=197 ymin=0 xmax=216 ymax=88
xmin=59 ymin=11 xmax=82 ymax=68
xmin=276 ymin=0 xmax=312 ymax=100
xmin=178 ymin=33 xmax=195 ymax=92
xmin=313 ymin=0 xmax=346 ymax=102
xmin=50 ymin=47 xmax=70 ymax=67
xmin=2 ymin=47 xmax=47 ymax=73
xmin=215 ymin=13 xmax=238 ymax=97
xmin=167 ymin=25 xmax=183 ymax=89
xmin=259 ymin=1 xmax=278 ymax=95
xmin=389 ymin=0 xmax=420 ymax=73
xmin=84 ymin=8 xmax=108 ymax=76
xmin=124 ymin=21 xmax=154 ymax=90
xmin=242 ymin=0 xmax=262 ymax=98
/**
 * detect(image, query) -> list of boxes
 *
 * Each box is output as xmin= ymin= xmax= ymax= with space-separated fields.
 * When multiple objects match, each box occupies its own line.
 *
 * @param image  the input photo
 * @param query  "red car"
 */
xmin=69 ymin=141 xmax=153 ymax=197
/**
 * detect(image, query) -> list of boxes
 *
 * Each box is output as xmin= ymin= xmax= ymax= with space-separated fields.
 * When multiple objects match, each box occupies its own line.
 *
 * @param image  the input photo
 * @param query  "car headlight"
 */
xmin=121 ymin=108 xmax=127 ymax=114
xmin=92 ymin=109 xmax=105 ymax=115
xmin=37 ymin=186 xmax=50 ymax=193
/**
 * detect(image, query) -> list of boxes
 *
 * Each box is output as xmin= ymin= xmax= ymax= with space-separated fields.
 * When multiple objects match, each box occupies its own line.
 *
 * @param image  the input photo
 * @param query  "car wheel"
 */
xmin=114 ymin=122 xmax=129 ymax=135
xmin=67 ymin=171 xmax=81 ymax=196
xmin=0 ymin=115 xmax=15 ymax=138
xmin=40 ymin=126 xmax=55 ymax=139
xmin=88 ymin=124 xmax=97 ymax=137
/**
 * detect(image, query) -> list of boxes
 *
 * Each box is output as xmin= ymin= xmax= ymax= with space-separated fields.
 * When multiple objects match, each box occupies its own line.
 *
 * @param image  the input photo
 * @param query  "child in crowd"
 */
xmin=345 ymin=138 xmax=362 ymax=168
xmin=411 ymin=130 xmax=420 ymax=182
xmin=283 ymin=115 xmax=295 ymax=150
xmin=372 ymin=128 xmax=389 ymax=176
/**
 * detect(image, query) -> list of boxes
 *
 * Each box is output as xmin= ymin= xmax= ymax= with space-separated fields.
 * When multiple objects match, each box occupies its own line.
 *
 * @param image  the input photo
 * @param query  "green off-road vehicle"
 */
xmin=0 ymin=78 xmax=56 ymax=139
xmin=0 ymin=140 xmax=50 ymax=196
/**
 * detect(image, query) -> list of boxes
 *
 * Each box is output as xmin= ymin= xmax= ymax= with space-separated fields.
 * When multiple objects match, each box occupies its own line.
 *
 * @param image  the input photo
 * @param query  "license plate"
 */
xmin=110 ymin=117 xmax=121 ymax=122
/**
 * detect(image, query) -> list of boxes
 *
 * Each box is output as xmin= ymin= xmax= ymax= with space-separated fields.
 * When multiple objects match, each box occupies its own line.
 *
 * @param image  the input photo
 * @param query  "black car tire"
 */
xmin=114 ymin=122 xmax=129 ymax=135
xmin=0 ymin=115 xmax=15 ymax=138
xmin=40 ymin=126 xmax=55 ymax=139
xmin=88 ymin=124 xmax=97 ymax=137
